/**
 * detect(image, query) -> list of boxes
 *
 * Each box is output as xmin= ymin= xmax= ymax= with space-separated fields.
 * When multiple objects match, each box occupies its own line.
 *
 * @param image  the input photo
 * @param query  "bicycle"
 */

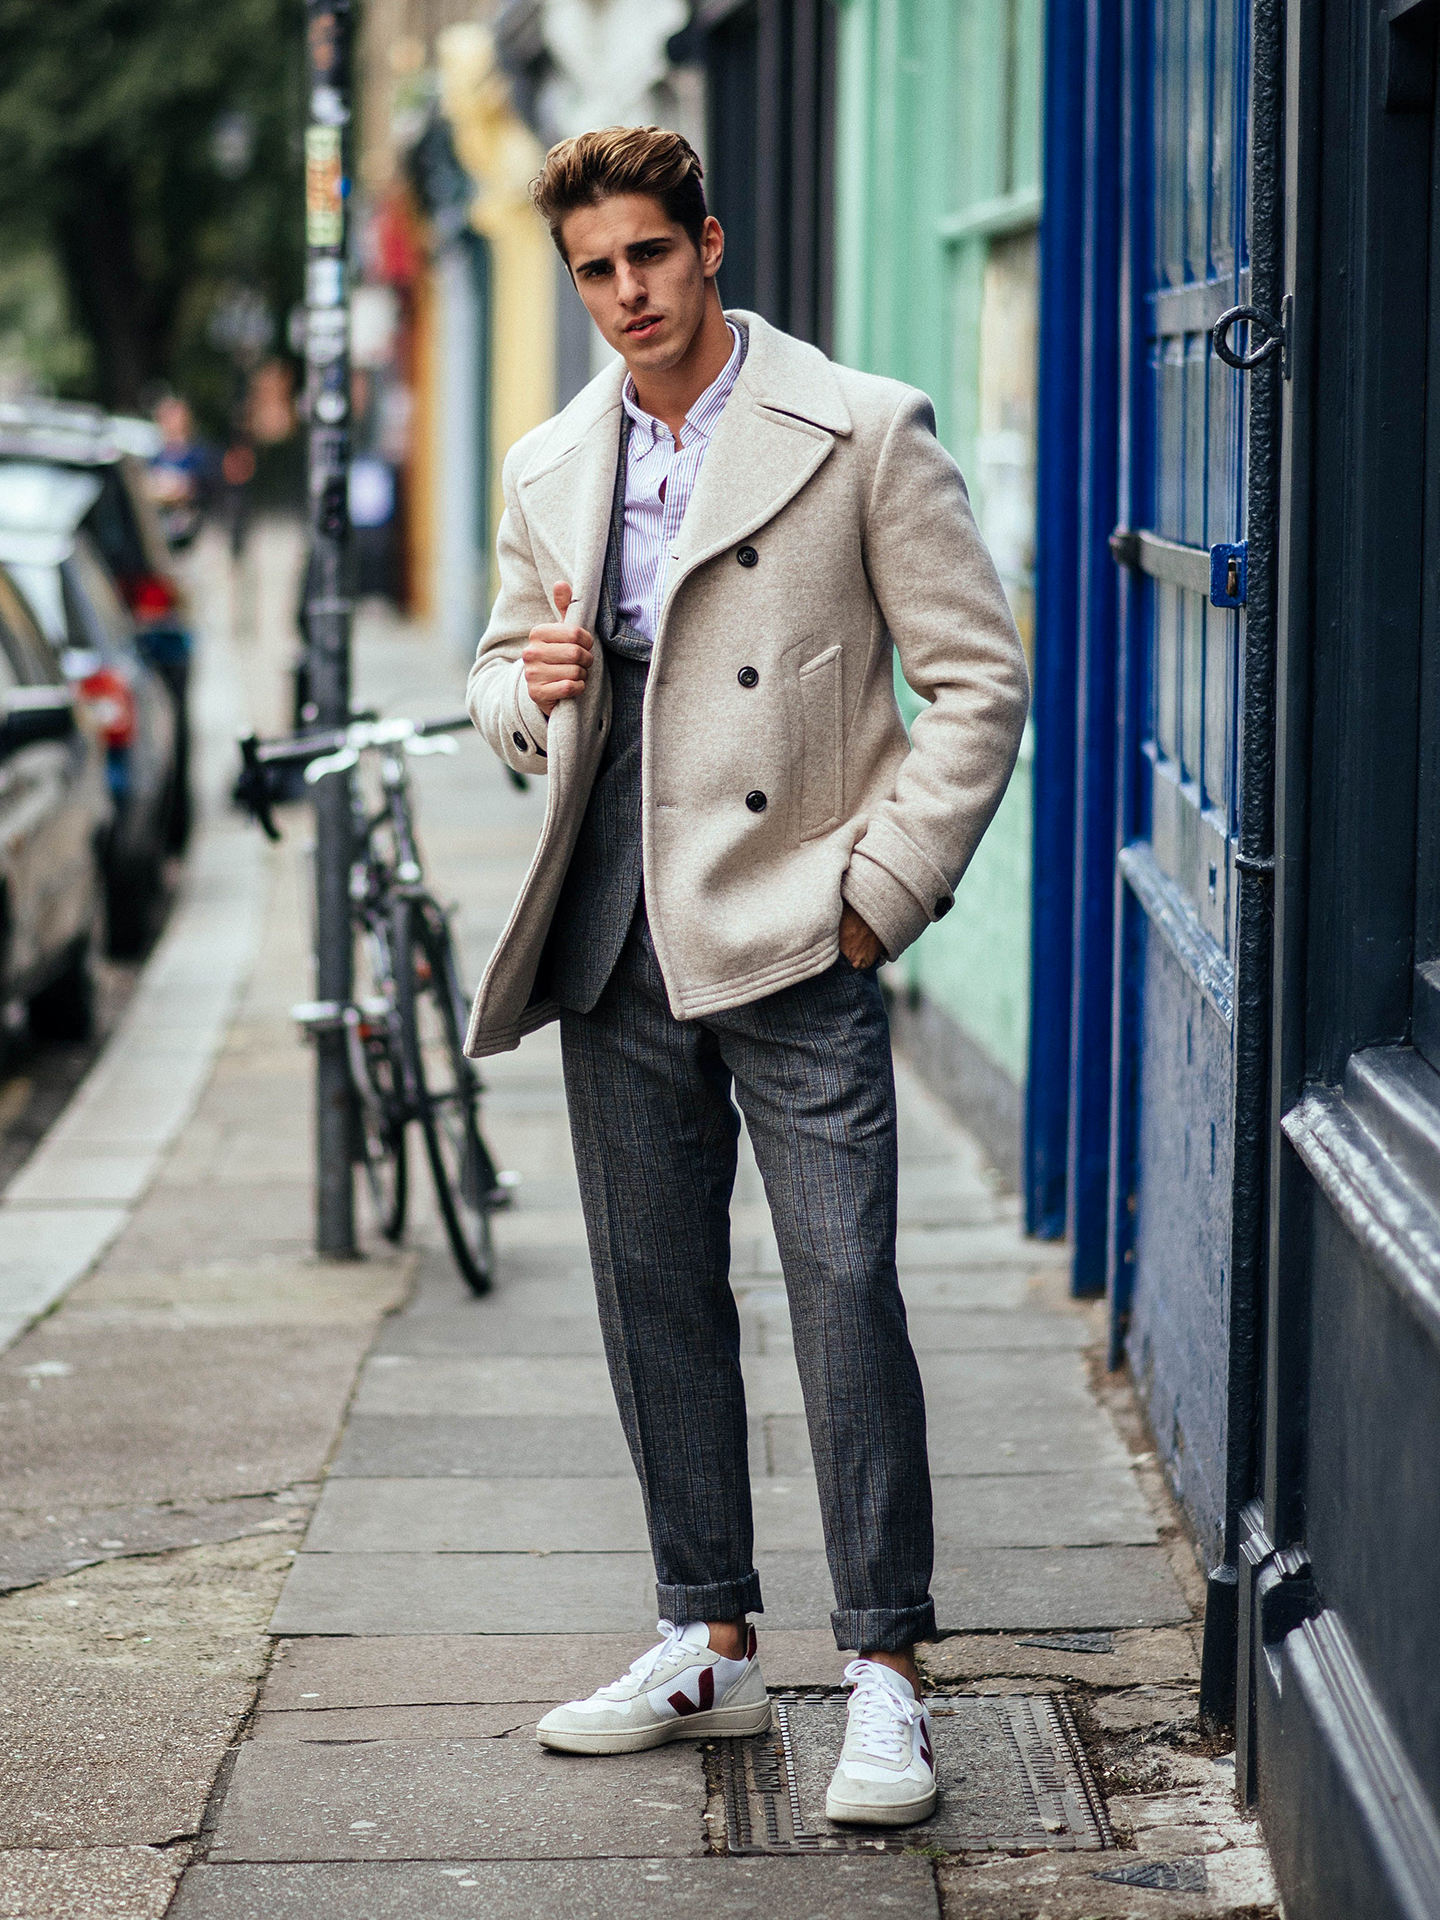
xmin=235 ymin=711 xmax=516 ymax=1293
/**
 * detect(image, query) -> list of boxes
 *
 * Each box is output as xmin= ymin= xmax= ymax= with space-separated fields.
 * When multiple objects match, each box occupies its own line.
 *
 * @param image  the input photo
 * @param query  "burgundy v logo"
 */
xmin=667 ymin=1667 xmax=715 ymax=1717
xmin=918 ymin=1722 xmax=934 ymax=1769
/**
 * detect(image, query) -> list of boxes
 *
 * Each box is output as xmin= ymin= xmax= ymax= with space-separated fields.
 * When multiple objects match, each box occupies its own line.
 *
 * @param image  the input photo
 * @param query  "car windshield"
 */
xmin=0 ymin=461 xmax=102 ymax=537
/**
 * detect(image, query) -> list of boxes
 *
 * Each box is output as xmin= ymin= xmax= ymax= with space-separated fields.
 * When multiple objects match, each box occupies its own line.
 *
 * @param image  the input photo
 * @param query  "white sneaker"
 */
xmin=825 ymin=1659 xmax=937 ymax=1826
xmin=535 ymin=1620 xmax=771 ymax=1755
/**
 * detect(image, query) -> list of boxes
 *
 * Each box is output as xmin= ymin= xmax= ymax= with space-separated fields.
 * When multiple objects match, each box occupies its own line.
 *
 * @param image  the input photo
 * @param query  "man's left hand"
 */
xmin=839 ymin=905 xmax=885 ymax=971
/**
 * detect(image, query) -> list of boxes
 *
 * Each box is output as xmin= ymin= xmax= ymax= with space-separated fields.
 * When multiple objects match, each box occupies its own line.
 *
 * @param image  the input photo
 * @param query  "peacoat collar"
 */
xmin=513 ymin=311 xmax=852 ymax=633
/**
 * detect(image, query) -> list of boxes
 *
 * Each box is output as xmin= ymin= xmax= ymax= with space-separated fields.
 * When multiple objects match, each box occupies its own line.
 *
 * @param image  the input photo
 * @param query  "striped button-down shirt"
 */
xmin=616 ymin=322 xmax=744 ymax=644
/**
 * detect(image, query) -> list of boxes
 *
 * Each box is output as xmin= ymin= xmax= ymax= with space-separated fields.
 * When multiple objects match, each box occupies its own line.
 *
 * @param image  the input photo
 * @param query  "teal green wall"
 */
xmin=835 ymin=0 xmax=1043 ymax=1087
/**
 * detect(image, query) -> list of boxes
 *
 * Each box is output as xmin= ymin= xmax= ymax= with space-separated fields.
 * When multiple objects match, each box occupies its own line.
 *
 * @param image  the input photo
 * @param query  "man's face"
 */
xmin=560 ymin=194 xmax=724 ymax=374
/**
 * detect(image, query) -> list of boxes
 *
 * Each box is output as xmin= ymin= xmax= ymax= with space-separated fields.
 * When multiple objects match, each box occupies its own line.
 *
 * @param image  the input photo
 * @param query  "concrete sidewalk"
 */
xmin=0 ymin=577 xmax=1275 ymax=1918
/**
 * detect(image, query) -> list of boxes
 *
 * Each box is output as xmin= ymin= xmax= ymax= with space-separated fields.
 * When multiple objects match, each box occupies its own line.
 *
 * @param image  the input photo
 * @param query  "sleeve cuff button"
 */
xmin=512 ymin=731 xmax=529 ymax=752
xmin=933 ymin=895 xmax=953 ymax=918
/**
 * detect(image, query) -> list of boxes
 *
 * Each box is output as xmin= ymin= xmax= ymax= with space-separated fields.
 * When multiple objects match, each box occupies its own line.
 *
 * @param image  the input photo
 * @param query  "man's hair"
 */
xmin=530 ymin=126 xmax=708 ymax=261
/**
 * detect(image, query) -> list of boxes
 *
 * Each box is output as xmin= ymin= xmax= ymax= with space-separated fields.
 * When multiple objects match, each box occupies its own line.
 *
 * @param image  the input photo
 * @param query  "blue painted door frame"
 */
xmin=1027 ymin=0 xmax=1123 ymax=1290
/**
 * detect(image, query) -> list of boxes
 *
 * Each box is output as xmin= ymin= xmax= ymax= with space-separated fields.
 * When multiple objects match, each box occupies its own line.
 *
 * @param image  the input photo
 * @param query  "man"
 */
xmin=466 ymin=126 xmax=1028 ymax=1826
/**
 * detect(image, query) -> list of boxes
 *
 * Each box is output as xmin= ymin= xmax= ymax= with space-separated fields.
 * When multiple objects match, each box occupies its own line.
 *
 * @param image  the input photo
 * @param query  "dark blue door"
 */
xmin=1109 ymin=0 xmax=1250 ymax=1571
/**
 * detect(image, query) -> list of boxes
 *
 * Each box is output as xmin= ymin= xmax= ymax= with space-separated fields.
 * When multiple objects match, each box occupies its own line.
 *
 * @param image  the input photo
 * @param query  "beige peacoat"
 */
xmin=463 ymin=310 xmax=1029 ymax=1058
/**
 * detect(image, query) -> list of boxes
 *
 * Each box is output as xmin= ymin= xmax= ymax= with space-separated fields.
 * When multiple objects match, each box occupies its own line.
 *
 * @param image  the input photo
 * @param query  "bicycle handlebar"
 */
xmin=236 ymin=710 xmax=526 ymax=840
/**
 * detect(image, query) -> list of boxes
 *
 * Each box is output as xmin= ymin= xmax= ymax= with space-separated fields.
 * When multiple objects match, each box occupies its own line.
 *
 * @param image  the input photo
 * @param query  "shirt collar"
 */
xmin=622 ymin=322 xmax=743 ymax=450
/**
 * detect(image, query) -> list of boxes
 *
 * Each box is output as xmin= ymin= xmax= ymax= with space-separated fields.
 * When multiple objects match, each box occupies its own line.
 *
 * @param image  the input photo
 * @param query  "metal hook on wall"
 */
xmin=1213 ymin=299 xmax=1292 ymax=377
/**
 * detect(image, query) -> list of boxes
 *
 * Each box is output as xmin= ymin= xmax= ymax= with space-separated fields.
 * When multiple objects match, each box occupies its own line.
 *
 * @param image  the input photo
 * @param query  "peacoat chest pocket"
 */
xmin=796 ymin=643 xmax=845 ymax=840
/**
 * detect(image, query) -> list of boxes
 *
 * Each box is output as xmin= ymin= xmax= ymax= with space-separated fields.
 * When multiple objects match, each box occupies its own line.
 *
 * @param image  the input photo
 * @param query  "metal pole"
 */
xmin=304 ymin=0 xmax=356 ymax=1256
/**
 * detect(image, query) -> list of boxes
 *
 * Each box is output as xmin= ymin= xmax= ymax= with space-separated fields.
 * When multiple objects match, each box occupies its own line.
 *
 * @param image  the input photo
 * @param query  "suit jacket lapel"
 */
xmin=515 ymin=365 xmax=625 ymax=628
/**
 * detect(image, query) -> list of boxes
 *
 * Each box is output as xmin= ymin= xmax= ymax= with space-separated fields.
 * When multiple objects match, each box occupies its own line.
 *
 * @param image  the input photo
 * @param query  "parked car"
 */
xmin=0 ymin=559 xmax=109 ymax=1041
xmin=0 ymin=461 xmax=179 ymax=956
xmin=0 ymin=402 xmax=194 ymax=849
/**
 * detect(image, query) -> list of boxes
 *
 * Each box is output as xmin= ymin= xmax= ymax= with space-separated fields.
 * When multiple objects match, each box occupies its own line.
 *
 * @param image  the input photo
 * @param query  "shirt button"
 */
xmin=934 ymin=895 xmax=953 ymax=918
xmin=737 ymin=666 xmax=759 ymax=688
xmin=512 ymin=731 xmax=529 ymax=752
xmin=746 ymin=789 xmax=767 ymax=813
xmin=737 ymin=545 xmax=759 ymax=567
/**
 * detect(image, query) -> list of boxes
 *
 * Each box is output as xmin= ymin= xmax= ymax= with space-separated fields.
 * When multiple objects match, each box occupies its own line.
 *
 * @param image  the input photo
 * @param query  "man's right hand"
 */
xmin=523 ymin=582 xmax=593 ymax=717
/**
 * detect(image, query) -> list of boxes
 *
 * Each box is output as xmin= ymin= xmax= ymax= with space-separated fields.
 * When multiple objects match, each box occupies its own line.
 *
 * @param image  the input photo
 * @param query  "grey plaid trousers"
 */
xmin=560 ymin=909 xmax=937 ymax=1653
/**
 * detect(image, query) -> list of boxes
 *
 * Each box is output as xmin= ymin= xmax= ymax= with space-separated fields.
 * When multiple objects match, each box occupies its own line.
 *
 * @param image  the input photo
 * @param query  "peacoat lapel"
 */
xmin=512 ymin=311 xmax=852 ymax=637
xmin=660 ymin=311 xmax=854 ymax=635
xmin=513 ymin=361 xmax=627 ymax=628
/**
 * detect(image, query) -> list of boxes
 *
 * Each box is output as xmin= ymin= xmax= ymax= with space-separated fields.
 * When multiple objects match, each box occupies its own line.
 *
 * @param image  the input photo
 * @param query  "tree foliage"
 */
xmin=0 ymin=0 xmax=306 ymax=418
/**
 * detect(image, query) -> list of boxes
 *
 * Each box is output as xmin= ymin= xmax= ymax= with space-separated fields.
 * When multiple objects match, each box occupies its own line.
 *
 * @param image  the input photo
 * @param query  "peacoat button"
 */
xmin=737 ymin=544 xmax=759 ymax=567
xmin=934 ymin=895 xmax=953 ymax=918
xmin=512 ymin=731 xmax=529 ymax=752
xmin=737 ymin=665 xmax=759 ymax=688
xmin=745 ymin=789 xmax=768 ymax=813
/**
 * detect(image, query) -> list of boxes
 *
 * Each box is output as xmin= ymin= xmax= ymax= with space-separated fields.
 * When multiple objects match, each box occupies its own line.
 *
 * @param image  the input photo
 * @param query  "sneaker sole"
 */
xmin=537 ymin=1698 xmax=773 ymax=1756
xmin=824 ymin=1784 xmax=938 ymax=1827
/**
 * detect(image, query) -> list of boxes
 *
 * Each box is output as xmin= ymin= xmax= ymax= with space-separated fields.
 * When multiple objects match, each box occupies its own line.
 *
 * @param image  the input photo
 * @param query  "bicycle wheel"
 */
xmin=350 ymin=931 xmax=407 ymax=1243
xmin=394 ymin=897 xmax=498 ymax=1293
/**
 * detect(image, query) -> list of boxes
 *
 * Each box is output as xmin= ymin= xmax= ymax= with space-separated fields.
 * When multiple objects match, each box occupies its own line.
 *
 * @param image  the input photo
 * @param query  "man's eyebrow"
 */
xmin=573 ymin=235 xmax=674 ymax=275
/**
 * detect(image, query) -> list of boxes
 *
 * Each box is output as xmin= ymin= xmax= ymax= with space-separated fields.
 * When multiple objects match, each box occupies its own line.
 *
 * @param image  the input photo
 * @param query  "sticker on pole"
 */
xmin=306 ymin=126 xmax=343 ymax=248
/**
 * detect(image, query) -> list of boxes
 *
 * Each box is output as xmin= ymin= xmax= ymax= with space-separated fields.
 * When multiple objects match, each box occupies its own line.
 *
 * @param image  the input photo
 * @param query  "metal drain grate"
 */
xmin=719 ymin=1692 xmax=1113 ymax=1856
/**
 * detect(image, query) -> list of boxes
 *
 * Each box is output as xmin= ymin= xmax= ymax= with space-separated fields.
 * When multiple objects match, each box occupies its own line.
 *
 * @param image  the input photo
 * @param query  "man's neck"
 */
xmin=626 ymin=291 xmax=734 ymax=444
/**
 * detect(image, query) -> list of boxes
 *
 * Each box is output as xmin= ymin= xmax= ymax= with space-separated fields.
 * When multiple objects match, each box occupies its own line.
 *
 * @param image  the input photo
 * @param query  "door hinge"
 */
xmin=1209 ymin=541 xmax=1248 ymax=607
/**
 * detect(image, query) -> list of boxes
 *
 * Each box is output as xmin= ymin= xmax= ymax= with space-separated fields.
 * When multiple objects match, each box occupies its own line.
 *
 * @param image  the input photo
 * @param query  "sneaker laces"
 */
xmin=842 ymin=1660 xmax=926 ymax=1764
xmin=597 ymin=1619 xmax=695 ymax=1698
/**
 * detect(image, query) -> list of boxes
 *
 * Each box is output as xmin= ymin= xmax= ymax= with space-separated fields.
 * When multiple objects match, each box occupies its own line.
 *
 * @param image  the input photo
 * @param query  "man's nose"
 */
xmin=615 ymin=264 xmax=647 ymax=307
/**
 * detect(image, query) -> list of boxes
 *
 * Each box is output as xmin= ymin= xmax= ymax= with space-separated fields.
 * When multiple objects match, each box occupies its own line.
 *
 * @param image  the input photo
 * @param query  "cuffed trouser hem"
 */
xmin=658 ymin=1572 xmax=764 ymax=1626
xmin=831 ymin=1601 xmax=937 ymax=1654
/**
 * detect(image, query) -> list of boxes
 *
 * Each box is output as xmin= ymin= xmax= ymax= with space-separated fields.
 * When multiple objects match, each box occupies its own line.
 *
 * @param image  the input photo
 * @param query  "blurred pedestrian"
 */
xmin=147 ymin=394 xmax=218 ymax=550
xmin=466 ymin=127 xmax=1029 ymax=1826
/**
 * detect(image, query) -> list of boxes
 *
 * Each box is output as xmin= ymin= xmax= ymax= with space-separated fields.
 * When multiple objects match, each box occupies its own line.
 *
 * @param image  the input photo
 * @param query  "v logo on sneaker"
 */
xmin=667 ymin=1667 xmax=715 ymax=1717
xmin=918 ymin=1721 xmax=934 ymax=1769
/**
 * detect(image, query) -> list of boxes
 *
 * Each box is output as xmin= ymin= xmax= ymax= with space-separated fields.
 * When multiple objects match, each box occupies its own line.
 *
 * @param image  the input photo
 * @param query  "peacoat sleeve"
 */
xmin=841 ymin=390 xmax=1031 ymax=961
xmin=467 ymin=440 xmax=556 ymax=777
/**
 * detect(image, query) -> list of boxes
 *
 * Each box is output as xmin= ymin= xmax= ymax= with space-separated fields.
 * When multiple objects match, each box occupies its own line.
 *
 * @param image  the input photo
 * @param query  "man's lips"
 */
xmin=624 ymin=315 xmax=664 ymax=338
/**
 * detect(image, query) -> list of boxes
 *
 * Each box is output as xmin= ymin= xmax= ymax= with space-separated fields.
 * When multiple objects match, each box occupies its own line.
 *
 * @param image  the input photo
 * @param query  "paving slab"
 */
xmin=745 ymin=1307 xmax=1094 ymax=1356
xmin=300 ymin=1469 xmax=1153 ymax=1557
xmin=250 ymin=1702 xmax=553 ymax=1740
xmin=261 ymin=1629 xmax=847 ymax=1710
xmin=304 ymin=1477 xmax=651 ymax=1554
xmin=896 ymin=1308 xmax=1095 ymax=1352
xmin=0 ymin=1321 xmax=385 ymax=1513
xmin=890 ymin=1269 xmax=1034 ymax=1309
xmin=350 ymin=1353 xmax=809 ymax=1418
xmin=896 ymin=1224 xmax=1072 ymax=1271
xmin=304 ymin=1475 xmax=829 ymax=1555
xmin=269 ymin=1550 xmax=660 ymax=1635
xmin=0 ymin=1658 xmax=256 ymax=1848
xmin=207 ymin=1730 xmax=707 ymax=1861
xmin=920 ymin=1626 xmax=1200 ymax=1690
xmin=932 ymin=1472 xmax=1154 ymax=1548
xmin=329 ymin=1415 xmax=637 ymax=1478
xmin=173 ymin=1856 xmax=940 ymax=1919
xmin=373 ymin=1310 xmax=607 ymax=1357
xmin=930 ymin=1547 xmax=1190 ymax=1631
xmin=275 ymin=1542 xmax=1185 ymax=1638
xmin=0 ymin=1490 xmax=308 ymax=1593
xmin=0 ymin=1844 xmax=185 ymax=1920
